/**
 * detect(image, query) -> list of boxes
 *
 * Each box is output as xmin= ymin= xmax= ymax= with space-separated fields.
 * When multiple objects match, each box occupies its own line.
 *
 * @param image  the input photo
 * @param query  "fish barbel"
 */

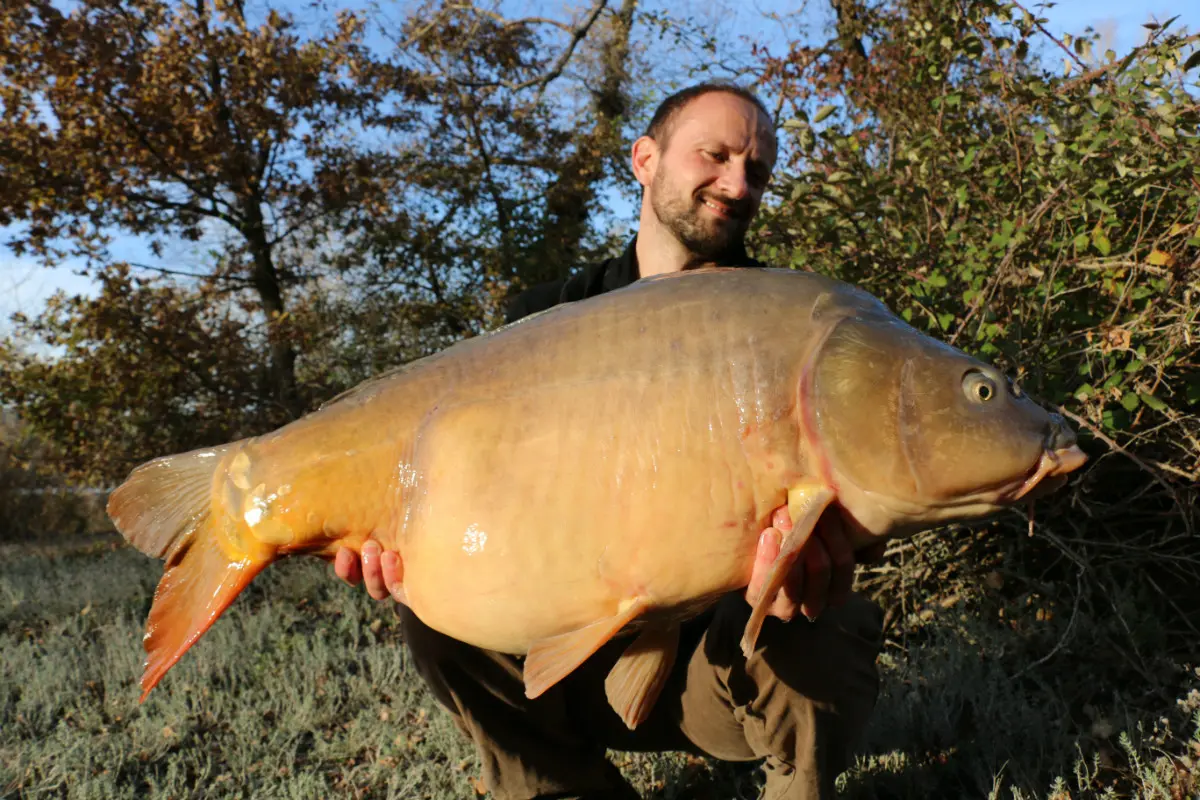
xmin=107 ymin=267 xmax=1087 ymax=728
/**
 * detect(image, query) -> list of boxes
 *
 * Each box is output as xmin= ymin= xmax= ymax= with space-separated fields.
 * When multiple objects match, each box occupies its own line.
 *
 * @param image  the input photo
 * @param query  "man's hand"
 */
xmin=334 ymin=540 xmax=404 ymax=602
xmin=743 ymin=506 xmax=886 ymax=623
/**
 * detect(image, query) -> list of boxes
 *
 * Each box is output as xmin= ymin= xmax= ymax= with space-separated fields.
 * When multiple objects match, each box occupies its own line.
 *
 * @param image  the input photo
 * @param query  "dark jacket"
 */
xmin=504 ymin=235 xmax=765 ymax=324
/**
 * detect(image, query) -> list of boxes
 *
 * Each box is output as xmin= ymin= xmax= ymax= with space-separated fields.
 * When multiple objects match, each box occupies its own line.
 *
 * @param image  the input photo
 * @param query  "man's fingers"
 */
xmin=817 ymin=511 xmax=856 ymax=609
xmin=381 ymin=551 xmax=404 ymax=601
xmin=746 ymin=527 xmax=781 ymax=603
xmin=772 ymin=505 xmax=792 ymax=533
xmin=333 ymin=546 xmax=361 ymax=585
xmin=361 ymin=540 xmax=389 ymax=601
xmin=772 ymin=565 xmax=803 ymax=623
xmin=799 ymin=538 xmax=831 ymax=620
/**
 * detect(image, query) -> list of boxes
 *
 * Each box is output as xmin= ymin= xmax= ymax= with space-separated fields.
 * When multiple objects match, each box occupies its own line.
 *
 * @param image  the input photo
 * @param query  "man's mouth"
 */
xmin=701 ymin=197 xmax=738 ymax=219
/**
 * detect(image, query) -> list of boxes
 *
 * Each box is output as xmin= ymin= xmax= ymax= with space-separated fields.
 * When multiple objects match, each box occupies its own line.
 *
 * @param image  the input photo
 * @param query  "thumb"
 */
xmin=746 ymin=526 xmax=781 ymax=603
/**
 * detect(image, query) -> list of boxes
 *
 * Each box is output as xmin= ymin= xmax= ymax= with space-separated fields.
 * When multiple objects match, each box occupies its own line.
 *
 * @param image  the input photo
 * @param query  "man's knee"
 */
xmin=749 ymin=593 xmax=884 ymax=750
xmin=681 ymin=592 xmax=884 ymax=771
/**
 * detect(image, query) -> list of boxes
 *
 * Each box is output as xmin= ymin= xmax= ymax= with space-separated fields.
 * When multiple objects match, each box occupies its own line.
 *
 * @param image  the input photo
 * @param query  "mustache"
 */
xmin=697 ymin=193 xmax=752 ymax=219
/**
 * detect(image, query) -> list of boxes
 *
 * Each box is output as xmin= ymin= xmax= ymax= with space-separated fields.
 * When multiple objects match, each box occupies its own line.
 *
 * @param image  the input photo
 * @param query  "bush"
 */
xmin=752 ymin=0 xmax=1199 ymax=634
xmin=0 ymin=411 xmax=109 ymax=541
xmin=746 ymin=2 xmax=1199 ymax=789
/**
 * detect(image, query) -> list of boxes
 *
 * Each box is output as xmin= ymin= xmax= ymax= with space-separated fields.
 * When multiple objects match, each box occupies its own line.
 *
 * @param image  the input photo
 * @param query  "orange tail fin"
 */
xmin=107 ymin=442 xmax=270 ymax=701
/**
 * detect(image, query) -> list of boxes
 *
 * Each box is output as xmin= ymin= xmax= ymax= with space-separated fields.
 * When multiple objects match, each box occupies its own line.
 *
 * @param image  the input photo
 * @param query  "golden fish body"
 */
xmin=108 ymin=267 xmax=1087 ymax=726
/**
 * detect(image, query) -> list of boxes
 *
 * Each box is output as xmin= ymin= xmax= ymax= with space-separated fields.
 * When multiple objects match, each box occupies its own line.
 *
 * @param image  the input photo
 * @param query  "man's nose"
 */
xmin=716 ymin=165 xmax=749 ymax=200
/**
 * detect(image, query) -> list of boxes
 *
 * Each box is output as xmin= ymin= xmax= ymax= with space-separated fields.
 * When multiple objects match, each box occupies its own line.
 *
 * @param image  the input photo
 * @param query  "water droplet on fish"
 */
xmin=462 ymin=524 xmax=487 ymax=555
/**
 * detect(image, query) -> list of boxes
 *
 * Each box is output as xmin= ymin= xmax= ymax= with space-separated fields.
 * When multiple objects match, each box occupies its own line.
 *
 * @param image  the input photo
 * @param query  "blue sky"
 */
xmin=1 ymin=0 xmax=1195 ymax=336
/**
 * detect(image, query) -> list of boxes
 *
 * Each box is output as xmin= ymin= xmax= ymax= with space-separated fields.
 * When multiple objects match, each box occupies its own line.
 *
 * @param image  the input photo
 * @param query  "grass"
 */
xmin=2 ymin=530 xmax=1197 ymax=799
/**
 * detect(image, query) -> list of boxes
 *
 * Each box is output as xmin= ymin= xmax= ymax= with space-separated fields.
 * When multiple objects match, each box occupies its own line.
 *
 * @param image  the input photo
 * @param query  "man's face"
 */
xmin=643 ymin=92 xmax=777 ymax=260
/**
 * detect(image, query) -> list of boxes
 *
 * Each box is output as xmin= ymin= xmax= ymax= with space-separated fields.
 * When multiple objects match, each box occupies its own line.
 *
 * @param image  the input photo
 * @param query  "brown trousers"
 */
xmin=397 ymin=592 xmax=883 ymax=800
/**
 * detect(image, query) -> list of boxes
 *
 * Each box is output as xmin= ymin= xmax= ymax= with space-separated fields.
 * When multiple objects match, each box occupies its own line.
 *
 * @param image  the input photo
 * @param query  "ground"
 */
xmin=2 ymin=529 xmax=1196 ymax=799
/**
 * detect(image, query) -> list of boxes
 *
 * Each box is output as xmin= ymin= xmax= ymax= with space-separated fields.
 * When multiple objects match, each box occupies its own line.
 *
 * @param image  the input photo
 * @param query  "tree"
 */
xmin=0 ymin=0 xmax=651 ymax=483
xmin=333 ymin=0 xmax=646 ymax=327
xmin=0 ymin=0 xmax=391 ymax=418
xmin=0 ymin=266 xmax=271 ymax=484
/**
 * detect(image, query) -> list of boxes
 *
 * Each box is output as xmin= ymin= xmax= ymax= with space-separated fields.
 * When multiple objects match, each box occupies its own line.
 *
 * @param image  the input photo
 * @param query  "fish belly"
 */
xmin=398 ymin=336 xmax=807 ymax=654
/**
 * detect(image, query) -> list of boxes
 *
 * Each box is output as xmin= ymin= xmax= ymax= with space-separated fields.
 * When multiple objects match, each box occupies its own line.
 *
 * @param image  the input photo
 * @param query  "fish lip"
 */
xmin=1005 ymin=445 xmax=1089 ymax=504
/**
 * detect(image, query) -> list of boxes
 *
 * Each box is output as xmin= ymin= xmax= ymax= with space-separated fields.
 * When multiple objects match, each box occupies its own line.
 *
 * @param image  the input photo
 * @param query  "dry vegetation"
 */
xmin=2 ymin=529 xmax=1196 ymax=799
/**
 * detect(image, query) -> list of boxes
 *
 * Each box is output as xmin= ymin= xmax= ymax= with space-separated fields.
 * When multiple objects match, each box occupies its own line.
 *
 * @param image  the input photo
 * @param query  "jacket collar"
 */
xmin=601 ymin=234 xmax=759 ymax=294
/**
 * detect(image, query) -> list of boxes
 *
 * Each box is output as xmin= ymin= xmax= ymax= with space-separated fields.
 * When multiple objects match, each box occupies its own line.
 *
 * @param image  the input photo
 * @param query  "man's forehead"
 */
xmin=667 ymin=93 xmax=775 ymax=152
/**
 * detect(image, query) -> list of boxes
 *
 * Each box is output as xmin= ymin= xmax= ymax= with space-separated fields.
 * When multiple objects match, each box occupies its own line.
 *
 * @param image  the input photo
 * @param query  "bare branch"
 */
xmin=453 ymin=0 xmax=609 ymax=101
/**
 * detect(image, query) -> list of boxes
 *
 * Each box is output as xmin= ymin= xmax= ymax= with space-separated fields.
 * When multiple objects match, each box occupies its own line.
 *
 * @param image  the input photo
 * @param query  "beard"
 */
xmin=649 ymin=171 xmax=751 ymax=261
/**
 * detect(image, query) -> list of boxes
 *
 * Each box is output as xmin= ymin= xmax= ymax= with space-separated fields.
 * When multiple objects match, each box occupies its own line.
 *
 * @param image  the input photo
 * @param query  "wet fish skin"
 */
xmin=107 ymin=267 xmax=1086 ymax=727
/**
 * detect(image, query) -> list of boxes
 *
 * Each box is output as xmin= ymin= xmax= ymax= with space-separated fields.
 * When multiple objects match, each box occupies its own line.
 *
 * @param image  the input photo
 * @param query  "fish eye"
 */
xmin=963 ymin=371 xmax=997 ymax=403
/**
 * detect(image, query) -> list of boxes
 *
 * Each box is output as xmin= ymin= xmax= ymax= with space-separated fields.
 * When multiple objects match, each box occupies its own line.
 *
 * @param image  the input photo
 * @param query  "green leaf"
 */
xmin=813 ymin=105 xmax=836 ymax=124
xmin=1120 ymin=392 xmax=1140 ymax=411
xmin=1092 ymin=231 xmax=1111 ymax=256
xmin=1186 ymin=380 xmax=1200 ymax=406
xmin=1138 ymin=393 xmax=1167 ymax=412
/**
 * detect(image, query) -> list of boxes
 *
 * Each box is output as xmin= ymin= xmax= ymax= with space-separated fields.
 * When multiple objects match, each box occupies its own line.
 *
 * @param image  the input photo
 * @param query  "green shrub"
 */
xmin=751 ymin=0 xmax=1199 ymax=650
xmin=0 ymin=412 xmax=108 ymax=541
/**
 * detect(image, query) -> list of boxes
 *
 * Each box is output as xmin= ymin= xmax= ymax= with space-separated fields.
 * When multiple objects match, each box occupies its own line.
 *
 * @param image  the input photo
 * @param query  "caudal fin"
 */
xmin=107 ymin=443 xmax=269 ymax=701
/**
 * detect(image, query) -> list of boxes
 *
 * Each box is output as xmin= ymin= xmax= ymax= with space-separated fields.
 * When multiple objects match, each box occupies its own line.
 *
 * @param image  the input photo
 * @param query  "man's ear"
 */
xmin=630 ymin=135 xmax=659 ymax=188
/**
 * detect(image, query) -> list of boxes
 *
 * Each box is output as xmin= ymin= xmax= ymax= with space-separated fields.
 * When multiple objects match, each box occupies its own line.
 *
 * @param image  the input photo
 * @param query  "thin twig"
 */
xmin=1011 ymin=569 xmax=1084 ymax=681
xmin=1055 ymin=405 xmax=1180 ymax=503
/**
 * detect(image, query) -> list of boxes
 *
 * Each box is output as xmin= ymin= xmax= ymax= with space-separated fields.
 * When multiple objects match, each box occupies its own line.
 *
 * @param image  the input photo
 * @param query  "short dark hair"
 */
xmin=643 ymin=81 xmax=774 ymax=146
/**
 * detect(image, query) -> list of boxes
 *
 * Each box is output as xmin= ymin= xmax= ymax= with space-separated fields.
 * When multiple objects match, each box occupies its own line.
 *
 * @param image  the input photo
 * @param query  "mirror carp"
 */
xmin=108 ymin=267 xmax=1087 ymax=729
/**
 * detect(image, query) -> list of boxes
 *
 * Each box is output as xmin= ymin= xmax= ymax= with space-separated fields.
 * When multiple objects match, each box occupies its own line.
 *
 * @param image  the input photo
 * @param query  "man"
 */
xmin=334 ymin=82 xmax=885 ymax=799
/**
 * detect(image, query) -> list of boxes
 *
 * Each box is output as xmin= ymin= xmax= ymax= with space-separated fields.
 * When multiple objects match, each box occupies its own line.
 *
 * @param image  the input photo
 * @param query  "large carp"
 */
xmin=108 ymin=267 xmax=1086 ymax=729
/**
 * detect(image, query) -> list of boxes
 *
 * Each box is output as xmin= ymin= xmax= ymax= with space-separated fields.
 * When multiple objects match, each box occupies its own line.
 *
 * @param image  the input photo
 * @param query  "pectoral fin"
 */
xmin=740 ymin=481 xmax=836 ymax=658
xmin=604 ymin=623 xmax=681 ymax=730
xmin=524 ymin=597 xmax=647 ymax=700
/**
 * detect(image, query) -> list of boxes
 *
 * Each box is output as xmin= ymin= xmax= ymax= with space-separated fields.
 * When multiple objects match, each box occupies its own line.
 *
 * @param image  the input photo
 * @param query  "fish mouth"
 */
xmin=1005 ymin=445 xmax=1089 ymax=503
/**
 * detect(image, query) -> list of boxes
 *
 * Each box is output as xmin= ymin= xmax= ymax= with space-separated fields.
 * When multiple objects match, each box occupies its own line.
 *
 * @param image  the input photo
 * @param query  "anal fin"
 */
xmin=604 ymin=623 xmax=681 ymax=730
xmin=524 ymin=597 xmax=647 ymax=700
xmin=740 ymin=481 xmax=835 ymax=658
